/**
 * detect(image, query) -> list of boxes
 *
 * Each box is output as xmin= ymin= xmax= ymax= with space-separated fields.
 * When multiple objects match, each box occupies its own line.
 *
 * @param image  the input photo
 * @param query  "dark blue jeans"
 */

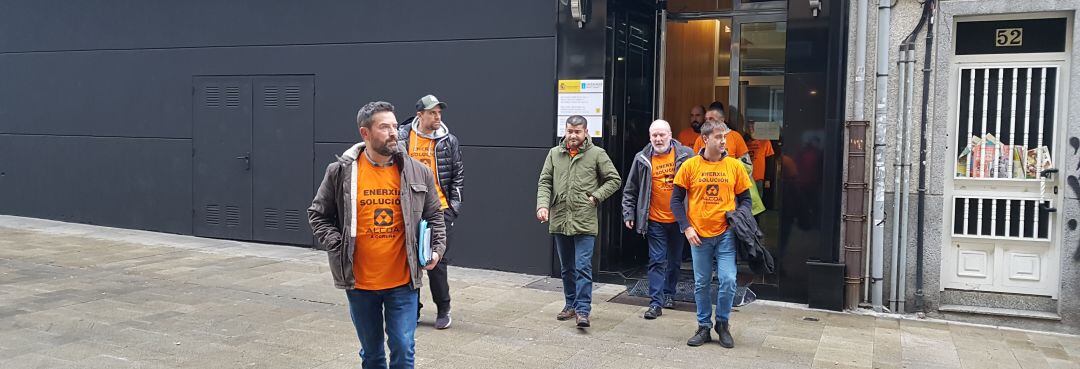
xmin=690 ymin=230 xmax=737 ymax=326
xmin=346 ymin=285 xmax=419 ymax=369
xmin=554 ymin=234 xmax=595 ymax=315
xmin=646 ymin=221 xmax=685 ymax=308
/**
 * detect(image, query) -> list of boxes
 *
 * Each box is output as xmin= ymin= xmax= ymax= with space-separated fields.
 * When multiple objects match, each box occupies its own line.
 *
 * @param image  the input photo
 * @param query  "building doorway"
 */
xmin=598 ymin=0 xmax=803 ymax=302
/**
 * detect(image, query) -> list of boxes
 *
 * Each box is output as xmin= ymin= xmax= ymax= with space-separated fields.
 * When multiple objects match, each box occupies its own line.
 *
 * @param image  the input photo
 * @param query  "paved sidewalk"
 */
xmin=1 ymin=216 xmax=1079 ymax=369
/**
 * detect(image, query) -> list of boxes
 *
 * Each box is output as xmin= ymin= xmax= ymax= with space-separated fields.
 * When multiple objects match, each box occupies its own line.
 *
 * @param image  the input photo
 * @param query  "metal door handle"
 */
xmin=236 ymin=153 xmax=251 ymax=170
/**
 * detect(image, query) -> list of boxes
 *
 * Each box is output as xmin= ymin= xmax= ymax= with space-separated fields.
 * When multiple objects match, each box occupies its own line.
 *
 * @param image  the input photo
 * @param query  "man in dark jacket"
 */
xmin=398 ymin=94 xmax=463 ymax=329
xmin=308 ymin=101 xmax=446 ymax=368
xmin=621 ymin=120 xmax=694 ymax=319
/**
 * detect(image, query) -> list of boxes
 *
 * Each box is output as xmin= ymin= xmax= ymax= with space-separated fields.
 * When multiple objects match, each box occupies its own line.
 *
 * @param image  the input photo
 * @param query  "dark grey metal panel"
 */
xmin=252 ymin=76 xmax=314 ymax=245
xmin=311 ymin=38 xmax=558 ymax=148
xmin=193 ymin=77 xmax=253 ymax=240
xmin=0 ymin=135 xmax=192 ymax=234
xmin=450 ymin=146 xmax=552 ymax=275
xmin=0 ymin=38 xmax=555 ymax=148
xmin=0 ymin=1 xmax=556 ymax=53
xmin=0 ymin=53 xmax=193 ymax=138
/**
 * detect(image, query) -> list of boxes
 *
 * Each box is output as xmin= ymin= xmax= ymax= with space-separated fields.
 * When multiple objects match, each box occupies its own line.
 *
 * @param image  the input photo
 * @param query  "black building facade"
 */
xmin=1 ymin=1 xmax=847 ymax=306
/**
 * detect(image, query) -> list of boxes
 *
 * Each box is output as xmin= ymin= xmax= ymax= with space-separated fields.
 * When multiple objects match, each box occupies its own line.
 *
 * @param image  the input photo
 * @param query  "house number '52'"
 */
xmin=995 ymin=28 xmax=1022 ymax=47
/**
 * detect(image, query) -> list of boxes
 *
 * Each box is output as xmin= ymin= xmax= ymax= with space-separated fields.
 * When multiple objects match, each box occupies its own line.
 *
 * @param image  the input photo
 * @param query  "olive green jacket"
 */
xmin=536 ymin=138 xmax=623 ymax=236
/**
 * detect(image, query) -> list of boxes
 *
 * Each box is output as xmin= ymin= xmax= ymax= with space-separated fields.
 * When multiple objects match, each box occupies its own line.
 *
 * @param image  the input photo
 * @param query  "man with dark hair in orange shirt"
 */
xmin=672 ymin=121 xmax=752 ymax=349
xmin=308 ymin=101 xmax=446 ymax=368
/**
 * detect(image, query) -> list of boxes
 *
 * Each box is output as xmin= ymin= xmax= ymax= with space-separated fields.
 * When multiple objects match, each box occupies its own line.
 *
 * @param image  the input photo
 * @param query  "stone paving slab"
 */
xmin=1 ymin=215 xmax=1079 ymax=368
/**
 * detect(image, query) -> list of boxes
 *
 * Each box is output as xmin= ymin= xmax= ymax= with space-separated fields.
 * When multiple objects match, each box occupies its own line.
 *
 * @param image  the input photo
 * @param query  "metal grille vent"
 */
xmin=283 ymin=210 xmax=302 ymax=231
xmin=224 ymin=86 xmax=241 ymax=108
xmin=263 ymin=208 xmax=279 ymax=230
xmin=284 ymin=86 xmax=301 ymax=108
xmin=204 ymin=86 xmax=220 ymax=108
xmin=205 ymin=204 xmax=221 ymax=225
xmin=263 ymin=86 xmax=279 ymax=108
xmin=224 ymin=205 xmax=241 ymax=227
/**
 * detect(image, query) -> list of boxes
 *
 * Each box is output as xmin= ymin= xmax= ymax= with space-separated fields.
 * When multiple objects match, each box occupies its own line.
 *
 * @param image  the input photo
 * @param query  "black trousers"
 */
xmin=421 ymin=210 xmax=454 ymax=314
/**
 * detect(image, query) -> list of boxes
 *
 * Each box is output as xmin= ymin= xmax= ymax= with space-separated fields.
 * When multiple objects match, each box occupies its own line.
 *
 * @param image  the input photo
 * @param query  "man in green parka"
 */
xmin=536 ymin=115 xmax=622 ymax=328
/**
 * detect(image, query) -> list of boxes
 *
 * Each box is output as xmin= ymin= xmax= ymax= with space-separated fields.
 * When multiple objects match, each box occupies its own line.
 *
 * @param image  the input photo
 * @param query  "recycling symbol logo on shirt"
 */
xmin=373 ymin=208 xmax=395 ymax=227
xmin=705 ymin=184 xmax=720 ymax=198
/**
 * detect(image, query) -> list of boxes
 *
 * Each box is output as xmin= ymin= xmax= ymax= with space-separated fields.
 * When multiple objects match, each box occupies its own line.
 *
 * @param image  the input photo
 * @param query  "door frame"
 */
xmin=939 ymin=12 xmax=1072 ymax=298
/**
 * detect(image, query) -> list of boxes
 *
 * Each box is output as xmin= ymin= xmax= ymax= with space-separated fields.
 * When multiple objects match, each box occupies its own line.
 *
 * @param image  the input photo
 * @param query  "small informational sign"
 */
xmin=754 ymin=121 xmax=781 ymax=140
xmin=557 ymin=79 xmax=604 ymax=137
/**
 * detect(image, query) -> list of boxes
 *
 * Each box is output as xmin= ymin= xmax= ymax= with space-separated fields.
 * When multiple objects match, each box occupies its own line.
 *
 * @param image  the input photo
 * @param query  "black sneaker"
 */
xmin=716 ymin=320 xmax=734 ymax=348
xmin=686 ymin=325 xmax=712 ymax=347
xmin=643 ymin=306 xmax=662 ymax=320
xmin=663 ymin=296 xmax=675 ymax=309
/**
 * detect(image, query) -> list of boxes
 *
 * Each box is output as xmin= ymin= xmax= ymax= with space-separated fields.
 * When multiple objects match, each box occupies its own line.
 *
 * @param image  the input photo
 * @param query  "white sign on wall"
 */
xmin=556 ymin=79 xmax=604 ymax=137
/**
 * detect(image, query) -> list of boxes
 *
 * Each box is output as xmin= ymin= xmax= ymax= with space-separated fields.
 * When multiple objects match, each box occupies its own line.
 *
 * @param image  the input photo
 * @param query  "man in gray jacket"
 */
xmin=308 ymin=101 xmax=446 ymax=368
xmin=621 ymin=120 xmax=694 ymax=320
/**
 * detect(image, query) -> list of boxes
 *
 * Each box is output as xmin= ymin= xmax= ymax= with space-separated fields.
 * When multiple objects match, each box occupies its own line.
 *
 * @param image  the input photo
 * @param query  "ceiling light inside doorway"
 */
xmin=724 ymin=25 xmax=732 ymax=33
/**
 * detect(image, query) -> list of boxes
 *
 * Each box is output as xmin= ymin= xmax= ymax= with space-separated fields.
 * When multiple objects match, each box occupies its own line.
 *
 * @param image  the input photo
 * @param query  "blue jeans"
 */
xmin=646 ymin=221 xmax=685 ymax=308
xmin=554 ymin=234 xmax=595 ymax=315
xmin=690 ymin=230 xmax=737 ymax=327
xmin=346 ymin=285 xmax=419 ymax=369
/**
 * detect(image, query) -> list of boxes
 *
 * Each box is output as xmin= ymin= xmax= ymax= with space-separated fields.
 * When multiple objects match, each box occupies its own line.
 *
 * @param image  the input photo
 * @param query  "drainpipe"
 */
xmin=846 ymin=0 xmax=870 ymax=310
xmin=869 ymin=0 xmax=893 ymax=312
xmin=897 ymin=45 xmax=916 ymax=313
xmin=914 ymin=0 xmax=937 ymax=312
xmin=889 ymin=44 xmax=909 ymax=313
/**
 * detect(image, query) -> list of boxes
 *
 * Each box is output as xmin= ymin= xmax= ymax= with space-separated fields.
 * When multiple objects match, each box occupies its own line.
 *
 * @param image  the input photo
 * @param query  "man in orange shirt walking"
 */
xmin=398 ymin=94 xmax=463 ymax=330
xmin=308 ymin=101 xmax=446 ymax=368
xmin=672 ymin=121 xmax=753 ymax=349
xmin=622 ymin=120 xmax=695 ymax=320
xmin=693 ymin=106 xmax=749 ymax=165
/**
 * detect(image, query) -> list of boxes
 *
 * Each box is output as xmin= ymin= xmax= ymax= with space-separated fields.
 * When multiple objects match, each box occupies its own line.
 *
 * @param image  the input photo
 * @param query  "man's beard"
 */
xmin=691 ymin=121 xmax=702 ymax=133
xmin=371 ymin=139 xmax=400 ymax=156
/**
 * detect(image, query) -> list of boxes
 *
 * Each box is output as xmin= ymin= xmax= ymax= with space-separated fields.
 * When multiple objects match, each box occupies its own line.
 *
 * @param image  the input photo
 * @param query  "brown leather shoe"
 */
xmin=556 ymin=307 xmax=576 ymax=321
xmin=576 ymin=314 xmax=590 ymax=328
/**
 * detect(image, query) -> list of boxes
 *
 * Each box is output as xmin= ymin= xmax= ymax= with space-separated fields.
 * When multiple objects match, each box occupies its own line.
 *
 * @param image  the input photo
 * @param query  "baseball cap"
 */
xmin=416 ymin=95 xmax=447 ymax=111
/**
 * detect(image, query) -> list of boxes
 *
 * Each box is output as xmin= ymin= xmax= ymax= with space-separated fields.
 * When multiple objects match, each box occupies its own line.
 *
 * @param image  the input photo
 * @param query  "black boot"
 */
xmin=686 ymin=325 xmax=712 ymax=347
xmin=716 ymin=320 xmax=734 ymax=348
xmin=643 ymin=306 xmax=662 ymax=320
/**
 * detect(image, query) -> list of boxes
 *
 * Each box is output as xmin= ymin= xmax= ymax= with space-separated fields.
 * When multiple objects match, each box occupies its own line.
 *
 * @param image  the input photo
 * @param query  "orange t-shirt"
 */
xmin=673 ymin=155 xmax=752 ymax=237
xmin=725 ymin=131 xmax=749 ymax=158
xmin=569 ymin=147 xmax=579 ymax=158
xmin=409 ymin=132 xmax=449 ymax=209
xmin=677 ymin=128 xmax=699 ymax=148
xmin=692 ymin=131 xmax=749 ymax=159
xmin=648 ymin=149 xmax=677 ymax=223
xmin=747 ymin=139 xmax=775 ymax=181
xmin=353 ymin=158 xmax=410 ymax=290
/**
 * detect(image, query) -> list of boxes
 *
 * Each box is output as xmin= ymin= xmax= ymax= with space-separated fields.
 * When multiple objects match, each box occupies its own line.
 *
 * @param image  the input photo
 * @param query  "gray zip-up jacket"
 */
xmin=620 ymin=140 xmax=695 ymax=235
xmin=307 ymin=142 xmax=446 ymax=290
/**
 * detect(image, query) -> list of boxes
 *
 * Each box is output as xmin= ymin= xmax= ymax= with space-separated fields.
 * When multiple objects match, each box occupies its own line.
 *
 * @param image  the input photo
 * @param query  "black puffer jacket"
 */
xmin=398 ymin=117 xmax=464 ymax=218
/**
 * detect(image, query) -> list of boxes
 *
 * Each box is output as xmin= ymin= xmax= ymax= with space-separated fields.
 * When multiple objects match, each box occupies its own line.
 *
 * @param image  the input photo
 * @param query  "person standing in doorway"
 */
xmin=398 ymin=94 xmax=463 ymax=330
xmin=677 ymin=105 xmax=706 ymax=148
xmin=621 ymin=120 xmax=695 ymax=319
xmin=308 ymin=101 xmax=446 ymax=368
xmin=672 ymin=121 xmax=753 ymax=348
xmin=694 ymin=105 xmax=749 ymax=164
xmin=745 ymin=119 xmax=775 ymax=195
xmin=536 ymin=115 xmax=622 ymax=328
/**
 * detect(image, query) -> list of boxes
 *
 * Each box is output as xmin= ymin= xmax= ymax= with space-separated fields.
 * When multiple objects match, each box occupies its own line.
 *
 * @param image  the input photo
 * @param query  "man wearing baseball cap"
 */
xmin=398 ymin=94 xmax=464 ymax=330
